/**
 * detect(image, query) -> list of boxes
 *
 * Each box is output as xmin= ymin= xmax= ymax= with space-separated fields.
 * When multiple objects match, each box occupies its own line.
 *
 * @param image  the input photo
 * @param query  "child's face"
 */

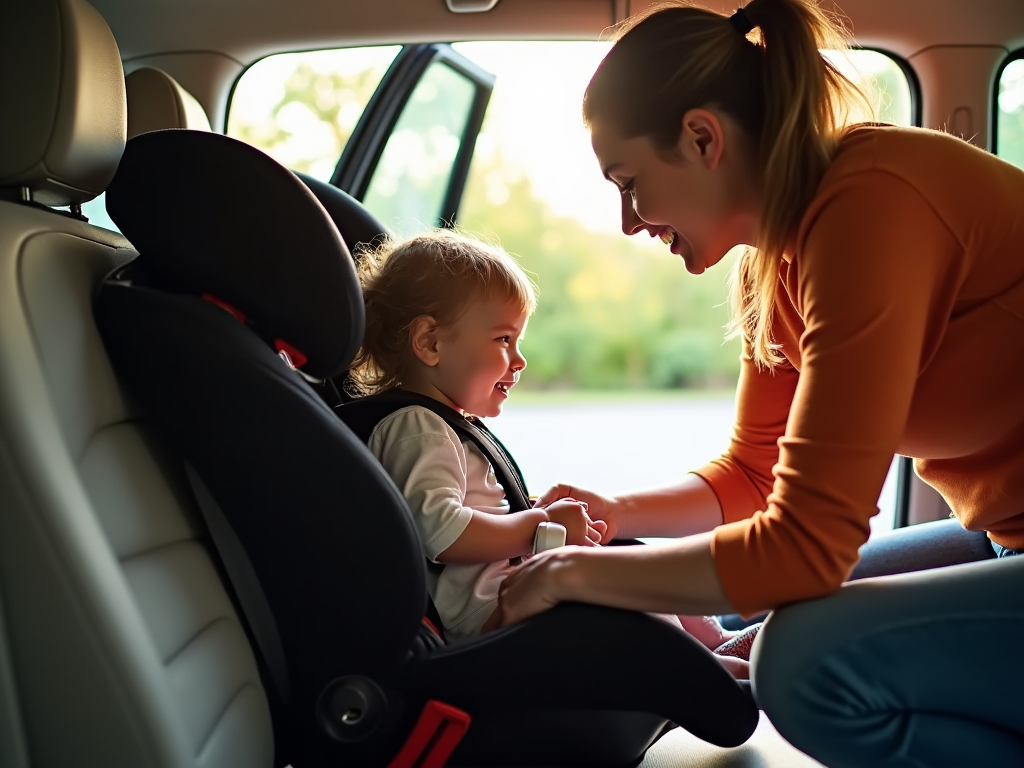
xmin=431 ymin=294 xmax=529 ymax=418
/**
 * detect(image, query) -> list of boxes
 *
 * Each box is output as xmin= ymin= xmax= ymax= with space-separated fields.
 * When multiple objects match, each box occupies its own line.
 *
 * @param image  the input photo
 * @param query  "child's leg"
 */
xmin=678 ymin=614 xmax=738 ymax=650
xmin=677 ymin=615 xmax=753 ymax=680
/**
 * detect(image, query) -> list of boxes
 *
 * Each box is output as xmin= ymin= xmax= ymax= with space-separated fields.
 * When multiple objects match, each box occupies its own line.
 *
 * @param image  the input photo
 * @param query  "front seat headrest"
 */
xmin=105 ymin=129 xmax=365 ymax=380
xmin=0 ymin=0 xmax=126 ymax=206
xmin=125 ymin=67 xmax=212 ymax=139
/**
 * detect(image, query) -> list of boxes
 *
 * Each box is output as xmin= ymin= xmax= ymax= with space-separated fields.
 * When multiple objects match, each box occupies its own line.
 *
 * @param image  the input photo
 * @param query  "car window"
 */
xmin=451 ymin=41 xmax=912 ymax=535
xmin=227 ymin=40 xmax=913 ymax=535
xmin=995 ymin=55 xmax=1024 ymax=168
xmin=361 ymin=58 xmax=480 ymax=235
xmin=226 ymin=45 xmax=402 ymax=180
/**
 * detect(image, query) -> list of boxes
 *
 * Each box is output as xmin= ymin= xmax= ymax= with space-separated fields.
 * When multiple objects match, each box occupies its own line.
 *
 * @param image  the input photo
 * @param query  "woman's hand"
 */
xmin=495 ymin=547 xmax=581 ymax=626
xmin=536 ymin=484 xmax=622 ymax=541
xmin=541 ymin=498 xmax=606 ymax=546
xmin=498 ymin=531 xmax=734 ymax=628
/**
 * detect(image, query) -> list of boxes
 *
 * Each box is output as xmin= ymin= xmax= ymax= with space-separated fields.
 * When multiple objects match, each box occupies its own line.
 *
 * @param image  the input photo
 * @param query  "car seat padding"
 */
xmin=96 ymin=128 xmax=760 ymax=767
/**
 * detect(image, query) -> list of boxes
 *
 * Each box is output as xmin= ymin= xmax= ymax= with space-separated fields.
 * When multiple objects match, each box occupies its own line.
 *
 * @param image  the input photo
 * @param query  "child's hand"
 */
xmin=541 ymin=498 xmax=604 ymax=546
xmin=535 ymin=485 xmax=620 ymax=541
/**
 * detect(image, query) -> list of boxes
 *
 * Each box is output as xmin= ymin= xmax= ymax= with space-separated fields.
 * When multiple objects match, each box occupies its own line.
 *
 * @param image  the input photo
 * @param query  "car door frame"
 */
xmin=332 ymin=42 xmax=495 ymax=228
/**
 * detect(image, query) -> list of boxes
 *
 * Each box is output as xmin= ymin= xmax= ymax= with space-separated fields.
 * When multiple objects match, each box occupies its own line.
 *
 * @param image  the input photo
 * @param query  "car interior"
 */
xmin=1 ymin=0 xmax=1022 ymax=767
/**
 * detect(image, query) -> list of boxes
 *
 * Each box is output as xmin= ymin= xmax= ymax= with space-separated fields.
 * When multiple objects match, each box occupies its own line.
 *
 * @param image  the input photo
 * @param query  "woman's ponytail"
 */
xmin=584 ymin=0 xmax=873 ymax=369
xmin=732 ymin=0 xmax=872 ymax=366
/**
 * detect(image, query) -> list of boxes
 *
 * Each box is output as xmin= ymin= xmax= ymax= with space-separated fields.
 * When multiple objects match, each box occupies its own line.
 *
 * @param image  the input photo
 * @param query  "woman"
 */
xmin=494 ymin=0 xmax=1024 ymax=764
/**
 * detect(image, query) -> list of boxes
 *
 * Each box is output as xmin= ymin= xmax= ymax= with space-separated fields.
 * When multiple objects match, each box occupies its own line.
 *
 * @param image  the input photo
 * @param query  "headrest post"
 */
xmin=20 ymin=187 xmax=31 ymax=202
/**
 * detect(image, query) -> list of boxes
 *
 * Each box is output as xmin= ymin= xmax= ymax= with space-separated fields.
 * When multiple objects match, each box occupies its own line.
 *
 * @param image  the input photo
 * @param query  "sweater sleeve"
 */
xmin=692 ymin=341 xmax=798 ymax=524
xmin=711 ymin=172 xmax=960 ymax=617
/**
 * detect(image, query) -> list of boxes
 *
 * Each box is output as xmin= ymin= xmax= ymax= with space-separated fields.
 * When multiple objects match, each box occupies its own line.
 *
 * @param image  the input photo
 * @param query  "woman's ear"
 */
xmin=679 ymin=108 xmax=725 ymax=171
xmin=410 ymin=315 xmax=441 ymax=367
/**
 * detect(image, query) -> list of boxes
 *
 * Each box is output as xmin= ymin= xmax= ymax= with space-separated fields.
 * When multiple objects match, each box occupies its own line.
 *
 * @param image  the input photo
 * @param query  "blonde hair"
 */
xmin=348 ymin=229 xmax=537 ymax=395
xmin=583 ymin=0 xmax=872 ymax=368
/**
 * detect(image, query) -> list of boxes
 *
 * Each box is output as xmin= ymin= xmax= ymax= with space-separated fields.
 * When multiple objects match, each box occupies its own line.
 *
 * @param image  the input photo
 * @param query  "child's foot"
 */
xmin=677 ymin=615 xmax=738 ymax=650
xmin=713 ymin=622 xmax=761 ymax=662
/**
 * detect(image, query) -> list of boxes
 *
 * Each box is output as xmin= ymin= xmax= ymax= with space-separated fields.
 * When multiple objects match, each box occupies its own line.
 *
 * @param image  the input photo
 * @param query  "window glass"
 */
xmin=226 ymin=46 xmax=401 ymax=180
xmin=451 ymin=41 xmax=910 ymax=535
xmin=826 ymin=49 xmax=914 ymax=127
xmin=80 ymin=193 xmax=119 ymax=232
xmin=226 ymin=40 xmax=912 ymax=535
xmin=996 ymin=57 xmax=1024 ymax=169
xmin=362 ymin=61 xmax=477 ymax=236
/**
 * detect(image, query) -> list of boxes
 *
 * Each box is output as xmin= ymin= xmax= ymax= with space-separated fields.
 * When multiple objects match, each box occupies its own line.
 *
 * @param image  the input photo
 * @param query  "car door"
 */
xmin=332 ymin=43 xmax=495 ymax=234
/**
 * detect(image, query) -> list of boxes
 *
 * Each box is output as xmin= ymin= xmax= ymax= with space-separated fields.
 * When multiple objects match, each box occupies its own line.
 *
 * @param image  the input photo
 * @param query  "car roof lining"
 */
xmin=92 ymin=0 xmax=1024 ymax=68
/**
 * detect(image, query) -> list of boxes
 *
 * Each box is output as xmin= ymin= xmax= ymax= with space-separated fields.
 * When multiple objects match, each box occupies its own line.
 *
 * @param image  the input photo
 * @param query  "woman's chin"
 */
xmin=682 ymin=253 xmax=706 ymax=275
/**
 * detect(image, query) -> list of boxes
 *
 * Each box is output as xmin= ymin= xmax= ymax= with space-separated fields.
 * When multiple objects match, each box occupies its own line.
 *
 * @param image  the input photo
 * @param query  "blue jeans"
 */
xmin=753 ymin=519 xmax=1024 ymax=767
xmin=992 ymin=541 xmax=1022 ymax=558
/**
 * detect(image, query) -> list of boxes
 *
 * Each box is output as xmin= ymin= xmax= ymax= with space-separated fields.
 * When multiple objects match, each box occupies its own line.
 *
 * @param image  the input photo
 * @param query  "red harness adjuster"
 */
xmin=421 ymin=616 xmax=443 ymax=643
xmin=387 ymin=700 xmax=471 ymax=768
xmin=201 ymin=293 xmax=247 ymax=324
xmin=201 ymin=293 xmax=309 ymax=371
xmin=274 ymin=338 xmax=308 ymax=369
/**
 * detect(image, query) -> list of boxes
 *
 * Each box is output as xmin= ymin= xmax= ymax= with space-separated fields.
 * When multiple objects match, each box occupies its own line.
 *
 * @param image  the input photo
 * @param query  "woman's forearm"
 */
xmin=614 ymin=473 xmax=724 ymax=540
xmin=500 ymin=531 xmax=736 ymax=622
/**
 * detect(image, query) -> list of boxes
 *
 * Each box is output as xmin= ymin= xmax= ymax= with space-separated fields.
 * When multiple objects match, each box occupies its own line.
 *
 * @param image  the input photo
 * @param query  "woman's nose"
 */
xmin=620 ymin=192 xmax=646 ymax=236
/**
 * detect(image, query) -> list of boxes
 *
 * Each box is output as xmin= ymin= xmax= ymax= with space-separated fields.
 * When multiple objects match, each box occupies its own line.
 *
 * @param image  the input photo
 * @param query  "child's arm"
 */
xmin=436 ymin=507 xmax=548 ymax=564
xmin=370 ymin=407 xmax=602 ymax=567
xmin=438 ymin=498 xmax=602 ymax=564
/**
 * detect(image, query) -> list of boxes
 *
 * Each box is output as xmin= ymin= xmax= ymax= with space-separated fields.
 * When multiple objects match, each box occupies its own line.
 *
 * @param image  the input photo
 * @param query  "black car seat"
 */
xmin=94 ymin=126 xmax=760 ymax=767
xmin=0 ymin=2 xmax=275 ymax=767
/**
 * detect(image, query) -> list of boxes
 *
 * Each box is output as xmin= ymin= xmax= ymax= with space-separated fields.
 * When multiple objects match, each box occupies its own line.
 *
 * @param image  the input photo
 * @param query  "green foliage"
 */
xmin=363 ymin=62 xmax=477 ymax=234
xmin=231 ymin=55 xmax=742 ymax=391
xmin=458 ymin=150 xmax=741 ymax=391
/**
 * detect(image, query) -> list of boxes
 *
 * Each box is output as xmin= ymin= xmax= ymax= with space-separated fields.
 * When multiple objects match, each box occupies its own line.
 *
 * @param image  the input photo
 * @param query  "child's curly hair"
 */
xmin=348 ymin=229 xmax=537 ymax=396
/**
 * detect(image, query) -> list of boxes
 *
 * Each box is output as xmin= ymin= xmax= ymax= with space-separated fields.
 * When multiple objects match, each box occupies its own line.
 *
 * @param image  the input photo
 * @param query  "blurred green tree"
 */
xmin=230 ymin=56 xmax=743 ymax=391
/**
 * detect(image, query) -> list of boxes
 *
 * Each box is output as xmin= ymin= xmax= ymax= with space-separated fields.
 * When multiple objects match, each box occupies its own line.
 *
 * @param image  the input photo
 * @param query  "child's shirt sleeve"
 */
xmin=367 ymin=406 xmax=475 ymax=561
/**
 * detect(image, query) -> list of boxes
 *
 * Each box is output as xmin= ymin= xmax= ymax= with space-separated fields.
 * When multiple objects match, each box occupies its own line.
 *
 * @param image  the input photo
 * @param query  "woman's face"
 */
xmin=590 ymin=108 xmax=759 ymax=275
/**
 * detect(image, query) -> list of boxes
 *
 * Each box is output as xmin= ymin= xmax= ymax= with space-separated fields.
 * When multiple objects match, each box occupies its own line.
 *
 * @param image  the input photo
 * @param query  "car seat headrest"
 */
xmin=0 ymin=0 xmax=126 ymax=206
xmin=295 ymin=172 xmax=391 ymax=260
xmin=125 ymin=67 xmax=212 ymax=139
xmin=105 ymin=129 xmax=365 ymax=380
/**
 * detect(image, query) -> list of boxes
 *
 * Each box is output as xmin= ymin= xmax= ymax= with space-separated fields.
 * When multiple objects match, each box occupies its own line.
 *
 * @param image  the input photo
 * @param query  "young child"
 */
xmin=348 ymin=229 xmax=753 ymax=674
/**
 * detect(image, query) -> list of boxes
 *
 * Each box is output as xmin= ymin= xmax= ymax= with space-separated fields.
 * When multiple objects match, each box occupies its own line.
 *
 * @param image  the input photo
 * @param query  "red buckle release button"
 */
xmin=387 ymin=700 xmax=471 ymax=768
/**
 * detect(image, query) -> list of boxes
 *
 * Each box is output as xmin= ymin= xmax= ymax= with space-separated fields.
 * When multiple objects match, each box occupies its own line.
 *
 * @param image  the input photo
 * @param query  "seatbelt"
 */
xmin=184 ymin=462 xmax=291 ymax=703
xmin=334 ymin=389 xmax=532 ymax=513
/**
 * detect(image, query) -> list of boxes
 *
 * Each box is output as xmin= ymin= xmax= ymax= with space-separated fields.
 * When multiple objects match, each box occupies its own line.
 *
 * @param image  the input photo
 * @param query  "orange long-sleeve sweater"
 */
xmin=696 ymin=124 xmax=1024 ymax=617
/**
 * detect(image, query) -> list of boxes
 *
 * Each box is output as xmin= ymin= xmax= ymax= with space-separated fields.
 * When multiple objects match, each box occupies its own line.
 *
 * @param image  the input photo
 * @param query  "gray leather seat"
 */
xmin=125 ymin=67 xmax=213 ymax=138
xmin=0 ymin=2 xmax=273 ymax=766
xmin=81 ymin=66 xmax=213 ymax=231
